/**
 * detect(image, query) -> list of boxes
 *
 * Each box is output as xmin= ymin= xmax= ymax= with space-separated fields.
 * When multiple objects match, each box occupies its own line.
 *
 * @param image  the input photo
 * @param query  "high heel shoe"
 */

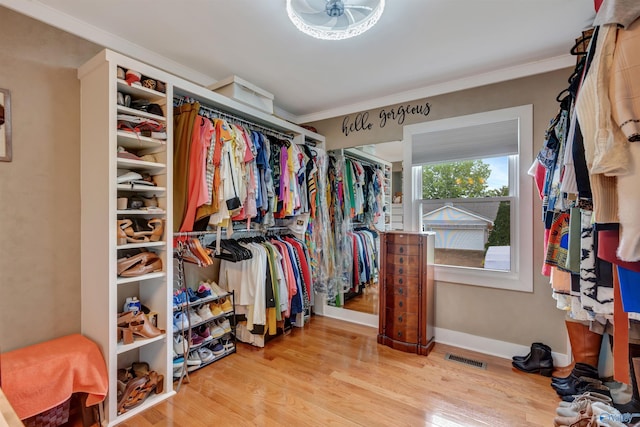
xmin=117 ymin=375 xmax=148 ymax=415
xmin=129 ymin=312 xmax=165 ymax=339
xmin=117 ymin=220 xmax=129 ymax=245
xmin=120 ymin=218 xmax=151 ymax=243
xmin=147 ymin=218 xmax=164 ymax=242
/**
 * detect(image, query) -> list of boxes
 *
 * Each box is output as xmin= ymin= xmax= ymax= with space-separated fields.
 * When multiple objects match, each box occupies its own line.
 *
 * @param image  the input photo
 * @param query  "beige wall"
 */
xmin=0 ymin=4 xmax=569 ymax=355
xmin=308 ymin=70 xmax=572 ymax=353
xmin=0 ymin=7 xmax=100 ymax=352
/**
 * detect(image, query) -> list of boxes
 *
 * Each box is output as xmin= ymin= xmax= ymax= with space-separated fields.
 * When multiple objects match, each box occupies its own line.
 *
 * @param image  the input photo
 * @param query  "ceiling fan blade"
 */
xmin=298 ymin=10 xmax=336 ymax=26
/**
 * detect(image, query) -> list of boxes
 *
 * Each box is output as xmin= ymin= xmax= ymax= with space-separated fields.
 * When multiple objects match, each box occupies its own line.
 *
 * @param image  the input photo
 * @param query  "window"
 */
xmin=401 ymin=105 xmax=533 ymax=292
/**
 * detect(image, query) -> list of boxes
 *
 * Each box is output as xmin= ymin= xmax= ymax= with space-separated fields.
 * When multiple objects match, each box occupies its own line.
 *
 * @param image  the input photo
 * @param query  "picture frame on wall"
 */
xmin=0 ymin=88 xmax=12 ymax=162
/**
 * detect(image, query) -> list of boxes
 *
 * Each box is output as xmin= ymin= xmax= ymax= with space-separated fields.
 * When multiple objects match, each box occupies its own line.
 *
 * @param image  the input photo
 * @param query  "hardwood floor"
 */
xmin=119 ymin=316 xmax=560 ymax=427
xmin=343 ymin=283 xmax=379 ymax=315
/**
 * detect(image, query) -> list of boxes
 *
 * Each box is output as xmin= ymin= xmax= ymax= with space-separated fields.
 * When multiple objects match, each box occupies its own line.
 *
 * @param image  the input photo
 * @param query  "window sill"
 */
xmin=433 ymin=264 xmax=533 ymax=292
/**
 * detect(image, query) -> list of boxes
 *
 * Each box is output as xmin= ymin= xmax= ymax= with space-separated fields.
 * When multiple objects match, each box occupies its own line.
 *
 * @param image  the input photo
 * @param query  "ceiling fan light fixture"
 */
xmin=286 ymin=0 xmax=386 ymax=41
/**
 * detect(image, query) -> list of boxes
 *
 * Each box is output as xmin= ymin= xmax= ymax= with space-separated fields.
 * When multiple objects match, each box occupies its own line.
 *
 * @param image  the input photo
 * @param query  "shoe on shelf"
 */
xmin=219 ymin=297 xmax=233 ymax=314
xmin=188 ymin=309 xmax=203 ymax=325
xmin=210 ymin=324 xmax=225 ymax=339
xmin=198 ymin=347 xmax=215 ymax=364
xmin=196 ymin=325 xmax=213 ymax=343
xmin=129 ymin=312 xmax=164 ymax=340
xmin=174 ymin=334 xmax=187 ymax=356
xmin=187 ymin=351 xmax=202 ymax=371
xmin=189 ymin=331 xmax=205 ymax=348
xmin=196 ymin=282 xmax=214 ymax=299
xmin=210 ymin=342 xmax=225 ymax=356
xmin=173 ymin=312 xmax=189 ymax=332
xmin=197 ymin=304 xmax=214 ymax=321
xmin=186 ymin=287 xmax=200 ymax=303
xmin=209 ymin=302 xmax=224 ymax=317
xmin=217 ymin=318 xmax=232 ymax=334
xmin=173 ymin=289 xmax=186 ymax=309
xmin=221 ymin=338 xmax=235 ymax=353
xmin=209 ymin=281 xmax=228 ymax=297
xmin=119 ymin=255 xmax=162 ymax=278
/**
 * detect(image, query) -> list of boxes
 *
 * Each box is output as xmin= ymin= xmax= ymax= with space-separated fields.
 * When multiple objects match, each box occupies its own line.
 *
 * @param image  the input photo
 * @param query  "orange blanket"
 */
xmin=1 ymin=334 xmax=108 ymax=420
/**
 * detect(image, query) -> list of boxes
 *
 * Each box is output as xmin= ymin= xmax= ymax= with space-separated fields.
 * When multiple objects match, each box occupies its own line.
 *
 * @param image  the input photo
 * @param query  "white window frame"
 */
xmin=402 ymin=105 xmax=533 ymax=292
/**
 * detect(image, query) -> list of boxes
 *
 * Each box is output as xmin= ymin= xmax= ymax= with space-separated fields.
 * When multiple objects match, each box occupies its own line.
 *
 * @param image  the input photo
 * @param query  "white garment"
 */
xmin=594 ymin=0 xmax=640 ymax=28
xmin=575 ymin=24 xmax=630 ymax=176
xmin=617 ymin=143 xmax=640 ymax=261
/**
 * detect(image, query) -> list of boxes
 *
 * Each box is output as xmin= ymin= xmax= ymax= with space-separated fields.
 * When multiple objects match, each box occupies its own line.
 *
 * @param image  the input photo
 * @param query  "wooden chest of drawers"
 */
xmin=377 ymin=231 xmax=435 ymax=355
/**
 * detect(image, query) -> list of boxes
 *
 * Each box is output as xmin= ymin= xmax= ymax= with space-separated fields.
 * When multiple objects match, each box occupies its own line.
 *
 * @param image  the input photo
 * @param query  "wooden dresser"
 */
xmin=377 ymin=231 xmax=435 ymax=355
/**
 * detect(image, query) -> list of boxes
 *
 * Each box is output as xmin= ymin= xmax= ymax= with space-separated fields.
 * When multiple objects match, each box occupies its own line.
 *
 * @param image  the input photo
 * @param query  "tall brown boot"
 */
xmin=566 ymin=320 xmax=602 ymax=367
xmin=553 ymin=320 xmax=603 ymax=379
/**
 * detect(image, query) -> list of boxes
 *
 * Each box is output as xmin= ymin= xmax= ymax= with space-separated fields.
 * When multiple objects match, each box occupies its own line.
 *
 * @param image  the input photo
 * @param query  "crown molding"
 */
xmin=0 ymin=0 xmax=217 ymax=87
xmin=294 ymin=54 xmax=575 ymax=124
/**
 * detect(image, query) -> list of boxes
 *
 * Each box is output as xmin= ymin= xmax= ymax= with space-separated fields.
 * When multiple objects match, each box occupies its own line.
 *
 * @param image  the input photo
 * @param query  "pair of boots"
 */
xmin=552 ymin=363 xmax=611 ymax=400
xmin=512 ymin=342 xmax=554 ymax=376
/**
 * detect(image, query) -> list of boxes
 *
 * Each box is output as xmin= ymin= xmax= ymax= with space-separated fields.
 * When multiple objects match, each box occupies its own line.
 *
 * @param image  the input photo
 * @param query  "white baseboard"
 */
xmin=319 ymin=305 xmax=378 ymax=328
xmin=314 ymin=308 xmax=570 ymax=366
xmin=434 ymin=327 xmax=571 ymax=367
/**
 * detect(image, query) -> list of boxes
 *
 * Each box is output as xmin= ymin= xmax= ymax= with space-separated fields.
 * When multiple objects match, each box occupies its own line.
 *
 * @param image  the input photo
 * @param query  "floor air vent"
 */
xmin=444 ymin=353 xmax=487 ymax=369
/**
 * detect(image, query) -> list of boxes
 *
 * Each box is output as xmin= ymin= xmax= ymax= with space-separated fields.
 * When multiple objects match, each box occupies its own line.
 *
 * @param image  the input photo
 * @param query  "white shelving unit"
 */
xmin=79 ymin=48 xmax=326 ymax=425
xmin=78 ymin=50 xmax=175 ymax=426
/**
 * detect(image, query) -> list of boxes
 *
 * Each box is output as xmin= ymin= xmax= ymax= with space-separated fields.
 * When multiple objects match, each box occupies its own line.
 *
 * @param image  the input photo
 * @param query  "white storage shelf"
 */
xmin=117 ymin=184 xmax=166 ymax=193
xmin=117 ymin=79 xmax=165 ymax=100
xmin=116 ymin=271 xmax=167 ymax=286
xmin=117 ymin=131 xmax=166 ymax=151
xmin=79 ymin=49 xmax=174 ymax=426
xmin=117 ymin=105 xmax=166 ymax=122
xmin=117 ymin=158 xmax=166 ymax=172
xmin=81 ymin=48 xmax=326 ymax=426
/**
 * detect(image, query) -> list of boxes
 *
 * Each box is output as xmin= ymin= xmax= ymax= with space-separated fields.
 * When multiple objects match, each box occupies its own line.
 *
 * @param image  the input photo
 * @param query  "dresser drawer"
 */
xmin=386 ymin=254 xmax=421 ymax=270
xmin=384 ymin=274 xmax=419 ymax=290
xmin=385 ymin=233 xmax=420 ymax=246
xmin=385 ymin=289 xmax=419 ymax=314
xmin=387 ymin=243 xmax=420 ymax=256
xmin=385 ymin=308 xmax=418 ymax=343
xmin=385 ymin=261 xmax=419 ymax=277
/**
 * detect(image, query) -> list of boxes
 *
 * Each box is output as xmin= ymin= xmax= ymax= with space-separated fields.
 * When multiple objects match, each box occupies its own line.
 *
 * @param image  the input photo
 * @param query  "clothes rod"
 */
xmin=174 ymin=95 xmax=294 ymax=141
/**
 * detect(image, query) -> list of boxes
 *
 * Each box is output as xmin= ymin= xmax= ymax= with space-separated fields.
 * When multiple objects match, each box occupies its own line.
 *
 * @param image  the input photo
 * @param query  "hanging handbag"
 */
xmin=225 ymin=150 xmax=242 ymax=213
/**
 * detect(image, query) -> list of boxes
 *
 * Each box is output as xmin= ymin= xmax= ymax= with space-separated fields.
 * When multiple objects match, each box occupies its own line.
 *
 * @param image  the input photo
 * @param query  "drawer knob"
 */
xmin=398 ymin=288 xmax=403 ymax=294
xmin=399 ymin=278 xmax=403 ymax=284
xmin=398 ymin=316 xmax=403 ymax=322
xmin=399 ymin=247 xmax=404 ymax=253
xmin=398 ymin=331 xmax=402 ymax=337
xmin=399 ymin=257 xmax=404 ymax=264
xmin=399 ymin=268 xmax=403 ymax=274
xmin=399 ymin=301 xmax=403 ymax=307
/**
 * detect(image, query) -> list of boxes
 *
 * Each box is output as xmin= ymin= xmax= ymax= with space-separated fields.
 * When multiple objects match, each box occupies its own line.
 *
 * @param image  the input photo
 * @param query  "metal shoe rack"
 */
xmin=172 ymin=239 xmax=237 ymax=390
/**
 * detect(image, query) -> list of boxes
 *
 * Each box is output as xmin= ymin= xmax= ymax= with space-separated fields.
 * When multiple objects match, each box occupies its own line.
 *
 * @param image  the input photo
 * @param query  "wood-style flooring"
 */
xmin=119 ymin=316 xmax=560 ymax=427
xmin=343 ymin=283 xmax=379 ymax=315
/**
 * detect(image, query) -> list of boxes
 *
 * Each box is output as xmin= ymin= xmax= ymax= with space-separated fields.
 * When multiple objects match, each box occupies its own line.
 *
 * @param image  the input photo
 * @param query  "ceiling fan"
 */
xmin=286 ymin=0 xmax=386 ymax=40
